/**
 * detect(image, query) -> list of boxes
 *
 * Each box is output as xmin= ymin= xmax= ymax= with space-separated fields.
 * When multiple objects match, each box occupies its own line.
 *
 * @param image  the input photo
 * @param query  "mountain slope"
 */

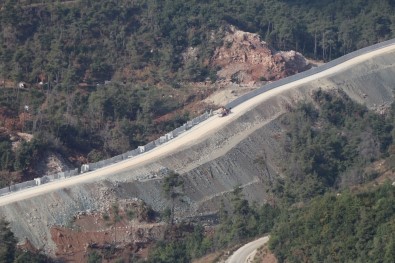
xmin=0 ymin=40 xmax=394 ymax=256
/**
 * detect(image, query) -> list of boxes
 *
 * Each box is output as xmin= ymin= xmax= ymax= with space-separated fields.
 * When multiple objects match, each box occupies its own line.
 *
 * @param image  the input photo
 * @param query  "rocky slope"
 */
xmin=211 ymin=25 xmax=310 ymax=85
xmin=0 ymin=46 xmax=394 ymax=259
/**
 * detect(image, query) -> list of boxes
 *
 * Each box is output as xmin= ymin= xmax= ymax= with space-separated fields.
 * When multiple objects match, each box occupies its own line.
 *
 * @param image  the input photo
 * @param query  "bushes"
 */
xmin=214 ymin=187 xmax=280 ymax=248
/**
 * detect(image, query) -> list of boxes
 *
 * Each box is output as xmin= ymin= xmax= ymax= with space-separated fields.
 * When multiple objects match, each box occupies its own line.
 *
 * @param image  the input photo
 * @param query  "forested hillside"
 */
xmin=136 ymin=90 xmax=395 ymax=263
xmin=274 ymin=89 xmax=395 ymax=204
xmin=0 ymin=0 xmax=394 ymax=184
xmin=269 ymin=183 xmax=395 ymax=263
xmin=146 ymin=90 xmax=394 ymax=262
xmin=1 ymin=0 xmax=394 ymax=85
xmin=1 ymin=1 xmax=395 ymax=262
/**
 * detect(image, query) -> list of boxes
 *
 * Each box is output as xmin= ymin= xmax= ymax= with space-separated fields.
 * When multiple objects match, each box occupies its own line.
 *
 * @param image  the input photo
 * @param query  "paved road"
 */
xmin=1 ymin=43 xmax=395 ymax=207
xmin=226 ymin=236 xmax=270 ymax=263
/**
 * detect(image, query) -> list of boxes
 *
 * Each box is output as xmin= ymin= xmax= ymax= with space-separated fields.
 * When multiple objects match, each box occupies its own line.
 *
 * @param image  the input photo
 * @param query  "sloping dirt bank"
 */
xmin=0 ymin=46 xmax=395 ymax=255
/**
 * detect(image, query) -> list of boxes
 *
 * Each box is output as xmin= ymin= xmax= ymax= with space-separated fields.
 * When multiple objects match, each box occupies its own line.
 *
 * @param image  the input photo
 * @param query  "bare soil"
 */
xmin=51 ymin=208 xmax=165 ymax=262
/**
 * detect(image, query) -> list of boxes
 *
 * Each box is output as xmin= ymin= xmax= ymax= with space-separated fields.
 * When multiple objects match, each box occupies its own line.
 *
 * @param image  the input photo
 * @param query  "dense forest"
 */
xmin=269 ymin=183 xmax=395 ymax=263
xmin=145 ymin=183 xmax=395 ymax=263
xmin=128 ymin=91 xmax=395 ymax=262
xmin=1 ymin=0 xmax=395 ymax=183
xmin=266 ymin=90 xmax=395 ymax=262
xmin=1 ymin=0 xmax=395 ymax=84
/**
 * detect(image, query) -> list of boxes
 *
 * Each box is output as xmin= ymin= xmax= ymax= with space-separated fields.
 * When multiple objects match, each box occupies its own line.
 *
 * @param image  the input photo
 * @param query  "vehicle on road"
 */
xmin=218 ymin=106 xmax=231 ymax=117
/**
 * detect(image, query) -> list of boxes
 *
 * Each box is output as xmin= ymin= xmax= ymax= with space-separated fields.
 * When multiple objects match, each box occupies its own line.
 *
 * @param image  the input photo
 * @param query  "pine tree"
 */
xmin=0 ymin=218 xmax=17 ymax=263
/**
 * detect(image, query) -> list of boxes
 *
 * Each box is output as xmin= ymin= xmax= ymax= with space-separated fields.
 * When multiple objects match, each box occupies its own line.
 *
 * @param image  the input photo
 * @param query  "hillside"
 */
xmin=2 ymin=0 xmax=394 ymax=85
xmin=1 ymin=0 xmax=395 ymax=184
xmin=1 ymin=1 xmax=395 ymax=262
xmin=0 ymin=39 xmax=394 ymax=262
xmin=269 ymin=183 xmax=395 ymax=263
xmin=0 ymin=25 xmax=309 ymax=187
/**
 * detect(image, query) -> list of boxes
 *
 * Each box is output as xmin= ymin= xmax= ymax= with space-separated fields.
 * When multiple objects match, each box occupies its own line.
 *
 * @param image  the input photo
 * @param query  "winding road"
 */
xmin=226 ymin=236 xmax=270 ymax=263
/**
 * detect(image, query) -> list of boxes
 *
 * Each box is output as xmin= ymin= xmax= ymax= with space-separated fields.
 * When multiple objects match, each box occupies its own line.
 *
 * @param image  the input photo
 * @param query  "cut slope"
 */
xmin=0 ymin=43 xmax=394 ymax=254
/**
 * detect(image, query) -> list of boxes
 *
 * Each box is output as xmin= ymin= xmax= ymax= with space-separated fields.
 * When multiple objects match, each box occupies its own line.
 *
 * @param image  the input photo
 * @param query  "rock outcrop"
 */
xmin=212 ymin=26 xmax=310 ymax=85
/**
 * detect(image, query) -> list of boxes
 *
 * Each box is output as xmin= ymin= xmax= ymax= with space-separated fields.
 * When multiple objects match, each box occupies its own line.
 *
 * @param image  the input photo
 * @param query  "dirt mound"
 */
xmin=211 ymin=25 xmax=310 ymax=85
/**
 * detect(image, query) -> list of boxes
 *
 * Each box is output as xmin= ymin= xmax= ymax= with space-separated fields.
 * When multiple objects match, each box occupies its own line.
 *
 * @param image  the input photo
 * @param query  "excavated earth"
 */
xmin=1 ymin=48 xmax=395 ymax=259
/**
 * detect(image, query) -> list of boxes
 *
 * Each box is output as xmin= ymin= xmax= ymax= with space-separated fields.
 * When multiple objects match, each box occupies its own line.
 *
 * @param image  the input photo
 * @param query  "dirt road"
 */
xmin=1 ymin=43 xmax=395 ymax=207
xmin=226 ymin=236 xmax=270 ymax=263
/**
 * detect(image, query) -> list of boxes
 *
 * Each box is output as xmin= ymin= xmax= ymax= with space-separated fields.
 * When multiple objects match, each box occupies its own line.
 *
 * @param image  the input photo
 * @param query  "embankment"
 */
xmin=1 ymin=46 xmax=394 ymax=253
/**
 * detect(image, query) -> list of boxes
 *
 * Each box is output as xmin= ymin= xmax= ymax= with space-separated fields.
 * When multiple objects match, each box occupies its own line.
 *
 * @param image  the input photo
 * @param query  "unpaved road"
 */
xmin=1 ymin=44 xmax=395 ymax=207
xmin=226 ymin=236 xmax=269 ymax=263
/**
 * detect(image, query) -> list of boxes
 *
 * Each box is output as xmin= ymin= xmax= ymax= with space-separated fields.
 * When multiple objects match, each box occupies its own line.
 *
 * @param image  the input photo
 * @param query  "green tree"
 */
xmin=0 ymin=218 xmax=17 ymax=263
xmin=269 ymin=183 xmax=395 ymax=263
xmin=147 ymin=240 xmax=190 ymax=263
xmin=14 ymin=135 xmax=47 ymax=172
xmin=162 ymin=171 xmax=184 ymax=228
xmin=86 ymin=250 xmax=102 ymax=263
xmin=229 ymin=186 xmax=250 ymax=242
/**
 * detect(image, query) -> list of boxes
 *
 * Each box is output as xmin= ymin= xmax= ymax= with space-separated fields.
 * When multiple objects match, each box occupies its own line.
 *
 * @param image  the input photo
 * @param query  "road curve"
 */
xmin=1 ymin=43 xmax=395 ymax=207
xmin=226 ymin=236 xmax=270 ymax=263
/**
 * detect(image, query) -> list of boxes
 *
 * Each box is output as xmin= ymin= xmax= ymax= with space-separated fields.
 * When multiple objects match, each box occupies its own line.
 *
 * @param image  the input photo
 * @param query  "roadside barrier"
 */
xmin=0 ymin=168 xmax=79 ymax=196
xmin=1 ymin=38 xmax=395 ymax=197
xmin=0 ymin=111 xmax=213 ymax=196
xmin=79 ymin=110 xmax=213 ymax=174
